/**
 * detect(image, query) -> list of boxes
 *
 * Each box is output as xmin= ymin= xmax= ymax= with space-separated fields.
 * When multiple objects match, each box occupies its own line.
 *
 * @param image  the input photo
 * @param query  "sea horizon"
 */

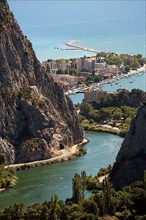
xmin=8 ymin=0 xmax=145 ymax=62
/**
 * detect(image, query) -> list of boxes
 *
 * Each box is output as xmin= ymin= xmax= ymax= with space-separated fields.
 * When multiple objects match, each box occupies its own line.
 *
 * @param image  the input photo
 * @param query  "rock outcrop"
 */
xmin=0 ymin=0 xmax=83 ymax=164
xmin=110 ymin=103 xmax=146 ymax=188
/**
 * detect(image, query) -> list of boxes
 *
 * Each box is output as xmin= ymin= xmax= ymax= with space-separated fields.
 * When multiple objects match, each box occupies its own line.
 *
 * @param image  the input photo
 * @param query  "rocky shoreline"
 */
xmin=4 ymin=138 xmax=89 ymax=171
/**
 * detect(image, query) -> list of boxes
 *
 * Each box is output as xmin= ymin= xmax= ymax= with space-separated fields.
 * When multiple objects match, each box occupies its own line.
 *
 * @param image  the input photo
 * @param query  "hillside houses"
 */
xmin=42 ymin=56 xmax=118 ymax=77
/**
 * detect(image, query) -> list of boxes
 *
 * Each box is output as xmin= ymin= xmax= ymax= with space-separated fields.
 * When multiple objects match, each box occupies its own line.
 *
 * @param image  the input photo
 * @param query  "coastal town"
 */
xmin=42 ymin=52 xmax=146 ymax=101
xmin=1 ymin=0 xmax=146 ymax=219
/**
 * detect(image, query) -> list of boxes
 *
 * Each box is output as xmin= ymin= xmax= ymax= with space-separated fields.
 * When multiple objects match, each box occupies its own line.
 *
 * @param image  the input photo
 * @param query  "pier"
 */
xmin=65 ymin=40 xmax=102 ymax=53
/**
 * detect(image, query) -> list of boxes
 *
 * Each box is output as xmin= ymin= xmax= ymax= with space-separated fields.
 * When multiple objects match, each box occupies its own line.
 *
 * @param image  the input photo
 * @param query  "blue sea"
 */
xmin=8 ymin=1 xmax=145 ymax=62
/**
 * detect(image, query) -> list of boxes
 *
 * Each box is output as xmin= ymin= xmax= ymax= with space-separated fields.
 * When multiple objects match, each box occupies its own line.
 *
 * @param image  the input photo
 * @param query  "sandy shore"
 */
xmin=5 ymin=138 xmax=89 ymax=170
xmin=0 ymin=188 xmax=6 ymax=192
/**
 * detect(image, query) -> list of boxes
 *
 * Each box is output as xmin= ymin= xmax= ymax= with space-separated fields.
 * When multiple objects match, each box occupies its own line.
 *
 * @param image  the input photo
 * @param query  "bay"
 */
xmin=0 ymin=132 xmax=123 ymax=209
xmin=8 ymin=1 xmax=145 ymax=61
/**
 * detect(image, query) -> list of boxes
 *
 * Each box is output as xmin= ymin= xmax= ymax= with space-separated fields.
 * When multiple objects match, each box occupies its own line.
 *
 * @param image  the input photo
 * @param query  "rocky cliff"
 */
xmin=0 ymin=0 xmax=83 ymax=164
xmin=110 ymin=103 xmax=146 ymax=188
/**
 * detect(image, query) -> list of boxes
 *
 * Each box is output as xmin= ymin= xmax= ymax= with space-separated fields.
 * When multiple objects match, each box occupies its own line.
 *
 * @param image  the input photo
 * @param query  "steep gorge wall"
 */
xmin=0 ymin=0 xmax=83 ymax=164
xmin=110 ymin=103 xmax=146 ymax=188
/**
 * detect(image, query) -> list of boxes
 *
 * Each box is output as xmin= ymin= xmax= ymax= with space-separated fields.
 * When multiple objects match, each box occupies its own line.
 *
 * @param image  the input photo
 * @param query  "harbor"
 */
xmin=69 ymin=68 xmax=146 ymax=104
xmin=66 ymin=65 xmax=146 ymax=96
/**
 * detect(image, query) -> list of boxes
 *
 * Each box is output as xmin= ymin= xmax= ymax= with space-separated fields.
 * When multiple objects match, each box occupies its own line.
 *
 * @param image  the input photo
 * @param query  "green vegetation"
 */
xmin=0 ymin=171 xmax=146 ymax=219
xmin=78 ymin=89 xmax=146 ymax=136
xmin=18 ymin=87 xmax=32 ymax=101
xmin=96 ymin=52 xmax=146 ymax=72
xmin=107 ymin=55 xmax=123 ymax=67
xmin=78 ymin=145 xmax=87 ymax=156
xmin=0 ymin=165 xmax=17 ymax=189
xmin=56 ymin=68 xmax=78 ymax=76
xmin=85 ymin=74 xmax=104 ymax=85
xmin=93 ymin=89 xmax=146 ymax=109
xmin=79 ymin=102 xmax=137 ymax=136
xmin=80 ymin=103 xmax=137 ymax=122
xmin=97 ymin=165 xmax=112 ymax=177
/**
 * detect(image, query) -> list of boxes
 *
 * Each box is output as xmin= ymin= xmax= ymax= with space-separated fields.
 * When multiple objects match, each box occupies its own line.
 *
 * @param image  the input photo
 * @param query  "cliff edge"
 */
xmin=110 ymin=103 xmax=146 ymax=188
xmin=0 ymin=0 xmax=83 ymax=164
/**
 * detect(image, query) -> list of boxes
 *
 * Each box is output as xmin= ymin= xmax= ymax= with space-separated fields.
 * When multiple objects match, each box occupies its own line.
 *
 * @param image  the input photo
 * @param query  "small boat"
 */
xmin=130 ymin=80 xmax=134 ymax=83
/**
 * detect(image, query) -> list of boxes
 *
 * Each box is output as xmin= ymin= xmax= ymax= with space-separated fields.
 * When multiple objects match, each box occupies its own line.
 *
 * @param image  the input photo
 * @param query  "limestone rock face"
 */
xmin=0 ymin=0 xmax=83 ymax=164
xmin=110 ymin=103 xmax=146 ymax=188
xmin=0 ymin=138 xmax=15 ymax=164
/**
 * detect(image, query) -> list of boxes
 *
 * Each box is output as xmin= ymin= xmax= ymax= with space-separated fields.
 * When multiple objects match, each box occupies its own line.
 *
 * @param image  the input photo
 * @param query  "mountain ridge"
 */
xmin=110 ymin=103 xmax=146 ymax=188
xmin=0 ymin=0 xmax=83 ymax=164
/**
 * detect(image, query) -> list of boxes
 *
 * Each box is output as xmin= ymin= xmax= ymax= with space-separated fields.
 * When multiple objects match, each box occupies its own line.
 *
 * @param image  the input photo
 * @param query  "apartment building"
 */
xmin=84 ymin=89 xmax=107 ymax=103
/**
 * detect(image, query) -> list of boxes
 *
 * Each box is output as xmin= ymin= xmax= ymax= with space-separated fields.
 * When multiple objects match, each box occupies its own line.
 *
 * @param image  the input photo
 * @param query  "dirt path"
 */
xmin=5 ymin=138 xmax=88 ymax=170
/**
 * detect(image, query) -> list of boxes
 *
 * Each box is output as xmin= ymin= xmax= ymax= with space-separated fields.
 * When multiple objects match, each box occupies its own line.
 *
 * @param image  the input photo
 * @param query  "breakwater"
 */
xmin=65 ymin=40 xmax=101 ymax=53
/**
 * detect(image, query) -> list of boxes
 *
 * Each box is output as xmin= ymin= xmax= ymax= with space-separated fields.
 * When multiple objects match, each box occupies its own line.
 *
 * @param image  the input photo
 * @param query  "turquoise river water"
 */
xmin=0 ymin=132 xmax=123 ymax=209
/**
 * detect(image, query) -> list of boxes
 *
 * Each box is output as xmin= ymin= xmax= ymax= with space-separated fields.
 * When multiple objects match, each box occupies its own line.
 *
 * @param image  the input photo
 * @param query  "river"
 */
xmin=0 ymin=132 xmax=123 ymax=209
xmin=1 ymin=72 xmax=145 ymax=210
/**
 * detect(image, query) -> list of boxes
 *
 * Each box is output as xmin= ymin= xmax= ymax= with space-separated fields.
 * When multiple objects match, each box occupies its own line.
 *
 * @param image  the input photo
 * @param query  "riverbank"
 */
xmin=0 ymin=188 xmax=6 ymax=192
xmin=5 ymin=138 xmax=89 ymax=171
xmin=82 ymin=123 xmax=124 ymax=136
xmin=0 ymin=166 xmax=18 ymax=193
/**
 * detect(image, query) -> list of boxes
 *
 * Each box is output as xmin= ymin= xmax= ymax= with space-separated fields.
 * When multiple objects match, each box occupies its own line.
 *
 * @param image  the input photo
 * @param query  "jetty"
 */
xmin=65 ymin=40 xmax=102 ymax=53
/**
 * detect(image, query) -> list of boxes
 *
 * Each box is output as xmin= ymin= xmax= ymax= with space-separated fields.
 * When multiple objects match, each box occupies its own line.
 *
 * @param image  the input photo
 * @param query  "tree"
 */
xmin=81 ymin=171 xmax=87 ymax=199
xmin=56 ymin=68 xmax=64 ymax=74
xmin=130 ymin=57 xmax=140 ymax=69
xmin=2 ymin=203 xmax=24 ymax=219
xmin=64 ymin=69 xmax=69 ymax=75
xmin=82 ymin=198 xmax=99 ymax=215
xmin=94 ymin=75 xmax=103 ymax=83
xmin=48 ymin=195 xmax=62 ymax=219
xmin=69 ymin=68 xmax=78 ymax=76
xmin=112 ymin=108 xmax=122 ymax=120
xmin=80 ymin=102 xmax=94 ymax=119
xmin=46 ymin=65 xmax=50 ymax=73
xmin=107 ymin=55 xmax=123 ymax=66
xmin=85 ymin=75 xmax=93 ymax=85
xmin=124 ymin=65 xmax=130 ymax=73
xmin=136 ymin=54 xmax=142 ymax=59
xmin=0 ymin=154 xmax=5 ymax=164
xmin=72 ymin=173 xmax=83 ymax=203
